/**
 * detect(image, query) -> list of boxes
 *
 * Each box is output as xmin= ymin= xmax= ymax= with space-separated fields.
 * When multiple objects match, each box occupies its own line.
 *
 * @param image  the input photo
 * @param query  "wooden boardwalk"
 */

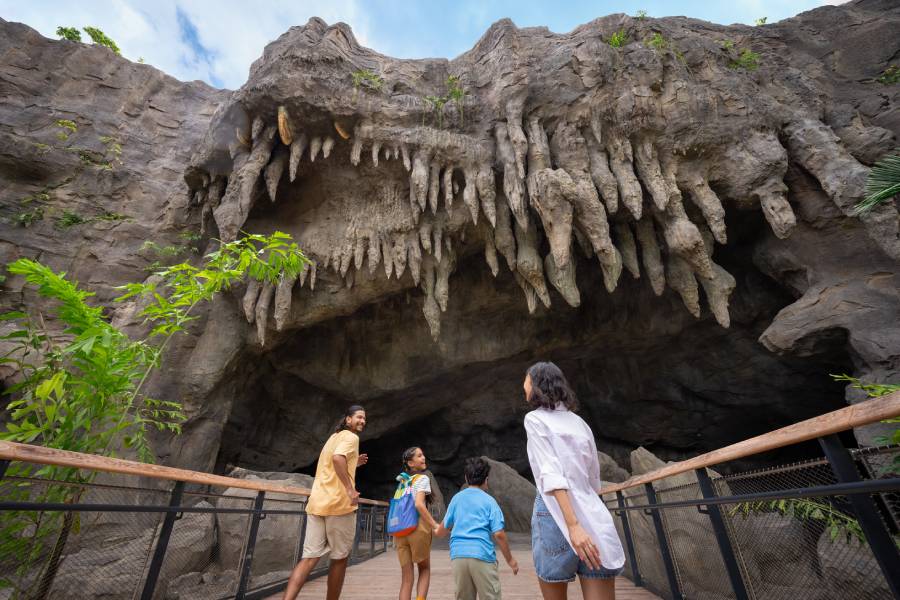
xmin=272 ymin=548 xmax=660 ymax=599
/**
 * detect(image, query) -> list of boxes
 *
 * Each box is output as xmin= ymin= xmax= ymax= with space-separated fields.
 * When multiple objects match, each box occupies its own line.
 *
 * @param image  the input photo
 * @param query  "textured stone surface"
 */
xmin=0 ymin=2 xmax=898 ymax=506
xmin=481 ymin=456 xmax=537 ymax=533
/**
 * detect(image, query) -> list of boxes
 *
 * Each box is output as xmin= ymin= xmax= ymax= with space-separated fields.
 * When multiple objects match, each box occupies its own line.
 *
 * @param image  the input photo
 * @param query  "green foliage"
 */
xmin=351 ymin=69 xmax=383 ymax=92
xmin=853 ymin=152 xmax=900 ymax=215
xmin=720 ymin=39 xmax=735 ymax=51
xmin=728 ymin=49 xmax=760 ymax=71
xmin=420 ymin=75 xmax=468 ymax=129
xmin=0 ymin=232 xmax=307 ymax=596
xmin=137 ymin=57 xmax=145 ymax=64
xmin=55 ymin=27 xmax=81 ymax=42
xmin=730 ymin=498 xmax=865 ymax=544
xmin=877 ymin=65 xmax=900 ymax=85
xmin=648 ymin=32 xmax=668 ymax=51
xmin=754 ymin=17 xmax=768 ymax=26
xmin=82 ymin=26 xmax=120 ymax=55
xmin=56 ymin=211 xmax=87 ymax=229
xmin=16 ymin=208 xmax=44 ymax=228
xmin=831 ymin=373 xmax=900 ymax=475
xmin=55 ymin=119 xmax=77 ymax=142
xmin=608 ymin=30 xmax=629 ymax=48
xmin=95 ymin=210 xmax=128 ymax=222
xmin=635 ymin=10 xmax=647 ymax=20
xmin=446 ymin=75 xmax=467 ymax=125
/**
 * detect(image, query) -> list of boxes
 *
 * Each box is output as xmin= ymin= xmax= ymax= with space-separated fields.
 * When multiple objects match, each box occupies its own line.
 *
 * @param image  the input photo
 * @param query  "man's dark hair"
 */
xmin=526 ymin=361 xmax=579 ymax=411
xmin=464 ymin=457 xmax=491 ymax=486
xmin=333 ymin=405 xmax=365 ymax=433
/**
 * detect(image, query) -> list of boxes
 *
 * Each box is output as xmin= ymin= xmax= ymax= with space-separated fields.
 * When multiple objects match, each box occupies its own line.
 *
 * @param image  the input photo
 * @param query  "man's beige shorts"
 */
xmin=302 ymin=512 xmax=357 ymax=560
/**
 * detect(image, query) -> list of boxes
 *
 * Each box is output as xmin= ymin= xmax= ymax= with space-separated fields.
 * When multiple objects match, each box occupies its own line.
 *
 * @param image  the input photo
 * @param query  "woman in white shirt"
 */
xmin=524 ymin=362 xmax=626 ymax=600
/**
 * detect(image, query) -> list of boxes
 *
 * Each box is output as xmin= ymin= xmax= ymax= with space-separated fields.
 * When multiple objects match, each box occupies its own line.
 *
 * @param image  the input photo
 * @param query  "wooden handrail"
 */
xmin=602 ymin=390 xmax=900 ymax=495
xmin=0 ymin=440 xmax=388 ymax=507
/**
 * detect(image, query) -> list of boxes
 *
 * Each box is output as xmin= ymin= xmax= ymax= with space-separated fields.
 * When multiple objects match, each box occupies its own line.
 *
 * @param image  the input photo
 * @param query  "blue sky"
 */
xmin=1 ymin=1 xmax=844 ymax=89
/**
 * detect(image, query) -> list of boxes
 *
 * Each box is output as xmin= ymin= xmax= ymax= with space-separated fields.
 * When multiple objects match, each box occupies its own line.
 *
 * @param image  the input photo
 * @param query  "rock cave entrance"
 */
xmin=215 ymin=197 xmax=852 ymax=500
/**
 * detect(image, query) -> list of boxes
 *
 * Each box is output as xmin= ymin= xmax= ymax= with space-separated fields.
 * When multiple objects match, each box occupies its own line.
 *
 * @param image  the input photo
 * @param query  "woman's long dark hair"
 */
xmin=401 ymin=446 xmax=432 ymax=506
xmin=526 ymin=361 xmax=579 ymax=411
xmin=333 ymin=405 xmax=365 ymax=433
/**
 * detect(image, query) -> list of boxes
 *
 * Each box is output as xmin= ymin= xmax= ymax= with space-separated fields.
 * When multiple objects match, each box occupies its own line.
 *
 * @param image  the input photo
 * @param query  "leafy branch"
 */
xmin=853 ymin=152 xmax=900 ymax=215
xmin=0 ymin=231 xmax=307 ymax=597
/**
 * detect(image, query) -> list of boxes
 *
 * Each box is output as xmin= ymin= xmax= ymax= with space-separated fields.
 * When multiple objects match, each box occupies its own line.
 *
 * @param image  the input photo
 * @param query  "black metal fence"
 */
xmin=0 ymin=460 xmax=388 ymax=600
xmin=604 ymin=435 xmax=900 ymax=600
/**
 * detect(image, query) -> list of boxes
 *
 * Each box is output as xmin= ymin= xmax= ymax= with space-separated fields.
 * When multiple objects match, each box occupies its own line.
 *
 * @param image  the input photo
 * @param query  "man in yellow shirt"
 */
xmin=283 ymin=405 xmax=369 ymax=600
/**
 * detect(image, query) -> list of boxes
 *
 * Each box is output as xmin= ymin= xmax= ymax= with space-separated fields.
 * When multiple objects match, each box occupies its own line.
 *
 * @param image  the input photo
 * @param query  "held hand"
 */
xmin=432 ymin=523 xmax=442 ymax=536
xmin=347 ymin=487 xmax=360 ymax=506
xmin=507 ymin=557 xmax=519 ymax=575
xmin=358 ymin=453 xmax=368 ymax=466
xmin=568 ymin=523 xmax=602 ymax=571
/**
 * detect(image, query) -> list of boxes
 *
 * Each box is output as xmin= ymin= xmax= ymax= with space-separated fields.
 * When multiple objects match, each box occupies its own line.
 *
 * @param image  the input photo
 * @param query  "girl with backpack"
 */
xmin=389 ymin=446 xmax=440 ymax=600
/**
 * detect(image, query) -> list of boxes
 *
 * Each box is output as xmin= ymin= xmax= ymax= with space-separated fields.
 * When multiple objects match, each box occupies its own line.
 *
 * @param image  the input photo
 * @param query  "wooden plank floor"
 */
xmin=271 ymin=548 xmax=660 ymax=599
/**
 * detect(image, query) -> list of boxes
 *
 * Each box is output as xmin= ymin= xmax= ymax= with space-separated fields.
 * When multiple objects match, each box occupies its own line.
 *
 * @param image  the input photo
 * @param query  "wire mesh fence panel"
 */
xmin=720 ymin=459 xmax=894 ymax=600
xmin=621 ymin=488 xmax=674 ymax=600
xmin=244 ymin=495 xmax=308 ymax=595
xmin=856 ymin=445 xmax=900 ymax=533
xmin=604 ymin=494 xmax=638 ymax=582
xmin=655 ymin=478 xmax=735 ymax=600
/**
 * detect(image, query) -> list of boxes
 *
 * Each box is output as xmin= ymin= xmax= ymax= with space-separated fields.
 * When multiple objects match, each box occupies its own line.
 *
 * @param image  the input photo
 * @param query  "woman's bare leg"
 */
xmin=579 ymin=576 xmax=615 ymax=600
xmin=538 ymin=580 xmax=569 ymax=600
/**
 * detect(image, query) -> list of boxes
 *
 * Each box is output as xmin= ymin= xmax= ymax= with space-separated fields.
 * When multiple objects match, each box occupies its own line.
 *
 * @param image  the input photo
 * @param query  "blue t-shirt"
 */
xmin=443 ymin=487 xmax=505 ymax=563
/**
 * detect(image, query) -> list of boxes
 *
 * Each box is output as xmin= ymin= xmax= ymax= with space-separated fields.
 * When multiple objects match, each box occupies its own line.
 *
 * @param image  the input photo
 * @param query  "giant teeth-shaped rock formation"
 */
xmin=184 ymin=15 xmax=900 ymax=342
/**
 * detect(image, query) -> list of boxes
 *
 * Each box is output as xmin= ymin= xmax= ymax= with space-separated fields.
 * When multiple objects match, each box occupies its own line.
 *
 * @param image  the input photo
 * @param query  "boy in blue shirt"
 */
xmin=436 ymin=457 xmax=519 ymax=600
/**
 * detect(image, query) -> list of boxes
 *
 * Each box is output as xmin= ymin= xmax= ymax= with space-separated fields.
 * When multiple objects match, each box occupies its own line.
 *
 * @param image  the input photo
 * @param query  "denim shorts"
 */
xmin=531 ymin=494 xmax=624 ymax=583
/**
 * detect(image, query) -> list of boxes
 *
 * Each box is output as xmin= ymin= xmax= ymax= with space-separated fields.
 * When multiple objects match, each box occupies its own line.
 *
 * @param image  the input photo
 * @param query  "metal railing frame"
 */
xmin=605 ymin=436 xmax=900 ymax=600
xmin=0 ymin=460 xmax=389 ymax=600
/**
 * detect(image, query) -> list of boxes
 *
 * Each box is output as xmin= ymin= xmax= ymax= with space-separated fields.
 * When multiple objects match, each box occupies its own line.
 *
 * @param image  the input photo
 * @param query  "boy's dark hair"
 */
xmin=464 ymin=457 xmax=491 ymax=486
xmin=333 ymin=405 xmax=365 ymax=433
xmin=526 ymin=361 xmax=579 ymax=411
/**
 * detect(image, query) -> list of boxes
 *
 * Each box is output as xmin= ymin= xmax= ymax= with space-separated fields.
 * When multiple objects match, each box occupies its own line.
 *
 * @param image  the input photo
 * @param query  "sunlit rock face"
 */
xmin=1 ymin=2 xmax=899 ymax=494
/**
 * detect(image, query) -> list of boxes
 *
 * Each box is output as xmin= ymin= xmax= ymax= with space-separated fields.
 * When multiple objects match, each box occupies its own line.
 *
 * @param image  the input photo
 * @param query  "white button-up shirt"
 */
xmin=525 ymin=406 xmax=626 ymax=569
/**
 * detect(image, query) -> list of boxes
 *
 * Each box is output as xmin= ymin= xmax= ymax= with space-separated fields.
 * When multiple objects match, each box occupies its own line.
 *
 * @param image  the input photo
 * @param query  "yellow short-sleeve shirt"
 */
xmin=306 ymin=429 xmax=360 ymax=516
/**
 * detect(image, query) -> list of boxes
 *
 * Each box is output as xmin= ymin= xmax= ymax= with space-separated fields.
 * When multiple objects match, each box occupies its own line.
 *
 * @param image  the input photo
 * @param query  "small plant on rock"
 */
xmin=720 ymin=39 xmax=735 ymax=51
xmin=82 ymin=26 xmax=120 ymax=54
xmin=729 ymin=49 xmax=760 ymax=71
xmin=55 ymin=119 xmax=77 ymax=142
xmin=16 ymin=208 xmax=44 ymax=227
xmin=635 ymin=10 xmax=647 ymax=20
xmin=447 ymin=75 xmax=467 ymax=126
xmin=608 ymin=30 xmax=629 ymax=48
xmin=754 ymin=17 xmax=768 ymax=26
xmin=55 ymin=26 xmax=81 ymax=42
xmin=877 ymin=65 xmax=899 ymax=85
xmin=56 ymin=210 xmax=87 ymax=229
xmin=648 ymin=32 xmax=668 ymax=51
xmin=351 ymin=68 xmax=383 ymax=92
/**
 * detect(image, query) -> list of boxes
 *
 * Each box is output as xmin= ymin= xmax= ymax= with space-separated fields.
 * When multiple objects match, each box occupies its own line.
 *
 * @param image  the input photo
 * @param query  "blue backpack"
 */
xmin=387 ymin=473 xmax=423 ymax=537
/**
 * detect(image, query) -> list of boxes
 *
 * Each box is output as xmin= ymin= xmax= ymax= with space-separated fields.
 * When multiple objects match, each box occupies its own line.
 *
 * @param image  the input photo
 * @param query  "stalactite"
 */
xmin=255 ymin=282 xmax=275 ymax=347
xmin=309 ymin=136 xmax=322 ymax=162
xmin=273 ymin=275 xmax=296 ymax=331
xmin=264 ymin=148 xmax=287 ymax=202
xmin=463 ymin=167 xmax=480 ymax=224
xmin=322 ymin=136 xmax=335 ymax=159
xmin=494 ymin=195 xmax=517 ymax=272
xmin=614 ymin=223 xmax=641 ymax=279
xmin=635 ymin=218 xmax=665 ymax=295
xmin=545 ymin=251 xmax=580 ymax=307
xmin=515 ymin=218 xmax=551 ymax=308
xmin=289 ymin=133 xmax=308 ymax=182
xmin=242 ymin=278 xmax=261 ymax=323
xmin=633 ymin=137 xmax=669 ymax=211
xmin=666 ymin=255 xmax=700 ymax=318
xmin=605 ymin=134 xmax=643 ymax=219
xmin=428 ymin=162 xmax=441 ymax=213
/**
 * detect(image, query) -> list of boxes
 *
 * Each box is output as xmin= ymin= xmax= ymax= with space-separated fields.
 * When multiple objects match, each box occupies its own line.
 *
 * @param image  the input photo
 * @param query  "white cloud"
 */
xmin=0 ymin=0 xmax=375 ymax=89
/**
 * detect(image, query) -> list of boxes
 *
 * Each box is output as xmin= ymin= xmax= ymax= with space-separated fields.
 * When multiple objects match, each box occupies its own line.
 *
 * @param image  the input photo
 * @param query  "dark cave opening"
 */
xmin=214 ymin=204 xmax=853 ymax=502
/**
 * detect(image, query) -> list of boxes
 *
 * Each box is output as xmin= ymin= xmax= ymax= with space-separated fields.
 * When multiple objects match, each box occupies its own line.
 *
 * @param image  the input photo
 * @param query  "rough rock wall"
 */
xmin=0 ymin=1 xmax=898 ymax=488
